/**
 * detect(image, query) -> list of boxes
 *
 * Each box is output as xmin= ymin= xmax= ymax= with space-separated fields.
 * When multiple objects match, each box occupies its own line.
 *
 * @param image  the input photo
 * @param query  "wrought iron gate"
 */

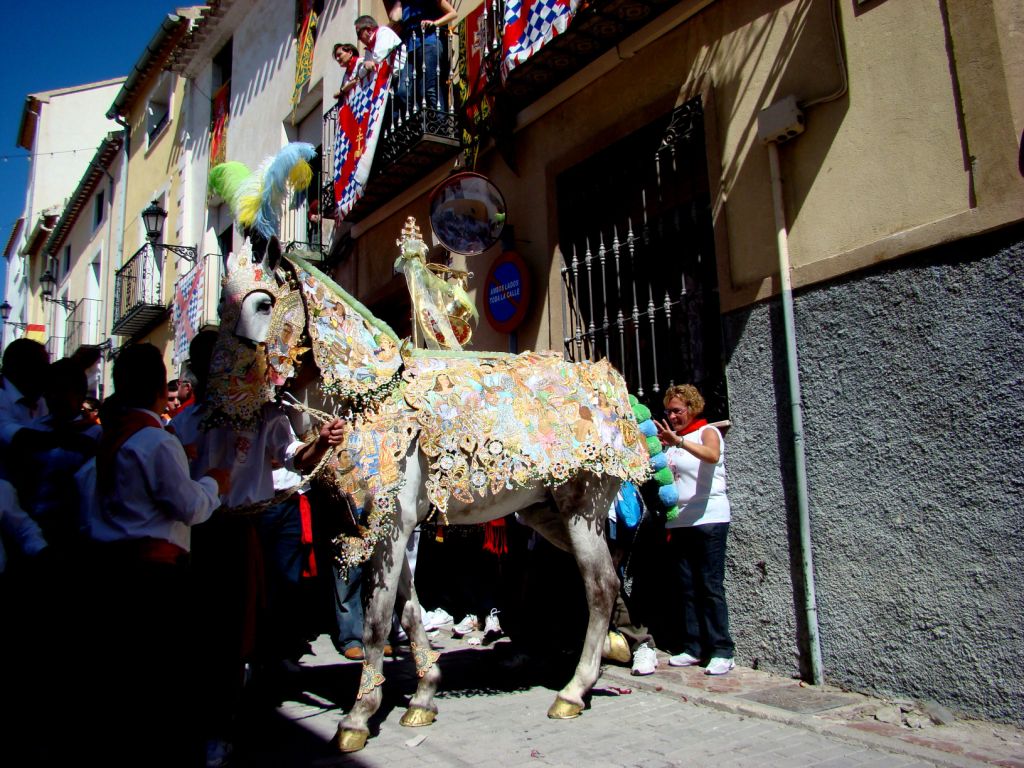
xmin=557 ymin=97 xmax=728 ymax=418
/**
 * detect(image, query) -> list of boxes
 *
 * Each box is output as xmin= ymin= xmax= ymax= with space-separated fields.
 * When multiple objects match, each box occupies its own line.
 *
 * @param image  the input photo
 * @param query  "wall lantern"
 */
xmin=142 ymin=200 xmax=197 ymax=262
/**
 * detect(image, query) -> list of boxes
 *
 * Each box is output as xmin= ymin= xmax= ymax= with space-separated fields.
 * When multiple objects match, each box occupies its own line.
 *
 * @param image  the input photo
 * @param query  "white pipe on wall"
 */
xmin=767 ymin=140 xmax=824 ymax=686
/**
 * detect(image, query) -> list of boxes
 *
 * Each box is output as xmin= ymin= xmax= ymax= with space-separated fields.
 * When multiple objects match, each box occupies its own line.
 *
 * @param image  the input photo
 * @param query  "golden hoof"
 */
xmin=337 ymin=728 xmax=369 ymax=752
xmin=400 ymin=706 xmax=437 ymax=727
xmin=603 ymin=631 xmax=631 ymax=663
xmin=547 ymin=697 xmax=584 ymax=719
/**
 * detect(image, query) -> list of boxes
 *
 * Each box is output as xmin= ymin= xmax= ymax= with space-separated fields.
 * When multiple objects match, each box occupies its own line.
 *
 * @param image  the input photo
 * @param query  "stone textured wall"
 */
xmin=721 ymin=225 xmax=1024 ymax=723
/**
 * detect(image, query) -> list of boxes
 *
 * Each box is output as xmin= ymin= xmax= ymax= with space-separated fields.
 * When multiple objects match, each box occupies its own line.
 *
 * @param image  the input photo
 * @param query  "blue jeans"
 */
xmin=333 ymin=562 xmax=363 ymax=651
xmin=669 ymin=522 xmax=734 ymax=658
xmin=398 ymin=36 xmax=444 ymax=112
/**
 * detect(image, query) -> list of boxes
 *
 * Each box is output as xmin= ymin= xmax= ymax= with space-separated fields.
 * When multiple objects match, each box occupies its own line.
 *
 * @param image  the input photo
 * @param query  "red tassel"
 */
xmin=299 ymin=493 xmax=317 ymax=578
xmin=483 ymin=518 xmax=507 ymax=557
xmin=435 ymin=524 xmax=445 ymax=543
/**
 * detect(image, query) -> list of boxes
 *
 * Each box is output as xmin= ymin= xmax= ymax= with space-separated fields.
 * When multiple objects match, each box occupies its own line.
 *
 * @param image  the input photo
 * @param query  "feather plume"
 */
xmin=209 ymin=161 xmax=253 ymax=218
xmin=253 ymin=142 xmax=317 ymax=238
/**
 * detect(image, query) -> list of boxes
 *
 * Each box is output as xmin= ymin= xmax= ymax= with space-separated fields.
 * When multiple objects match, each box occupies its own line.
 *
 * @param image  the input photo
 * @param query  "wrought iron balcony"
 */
xmin=322 ymin=28 xmax=462 ymax=225
xmin=112 ymin=243 xmax=166 ymax=337
xmin=65 ymin=297 xmax=103 ymax=355
xmin=45 ymin=335 xmax=66 ymax=361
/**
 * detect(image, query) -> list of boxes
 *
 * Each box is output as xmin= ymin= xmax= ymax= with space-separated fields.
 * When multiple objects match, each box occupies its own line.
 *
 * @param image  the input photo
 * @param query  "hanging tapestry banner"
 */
xmin=210 ymin=83 xmax=230 ymax=168
xmin=457 ymin=2 xmax=494 ymax=142
xmin=501 ymin=0 xmax=577 ymax=82
xmin=332 ymin=29 xmax=402 ymax=219
xmin=291 ymin=6 xmax=319 ymax=108
xmin=171 ymin=255 xmax=207 ymax=365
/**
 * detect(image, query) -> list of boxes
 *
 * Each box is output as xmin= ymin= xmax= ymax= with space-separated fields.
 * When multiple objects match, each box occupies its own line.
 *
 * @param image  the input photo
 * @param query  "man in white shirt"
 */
xmin=85 ymin=342 xmax=229 ymax=767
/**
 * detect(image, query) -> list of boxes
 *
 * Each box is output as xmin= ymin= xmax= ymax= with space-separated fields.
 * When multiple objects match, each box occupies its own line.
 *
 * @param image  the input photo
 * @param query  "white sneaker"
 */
xmin=631 ymin=642 xmax=657 ymax=676
xmin=704 ymin=657 xmax=735 ymax=675
xmin=452 ymin=614 xmax=479 ymax=636
xmin=423 ymin=608 xmax=453 ymax=631
xmin=668 ymin=651 xmax=701 ymax=667
xmin=483 ymin=608 xmax=503 ymax=637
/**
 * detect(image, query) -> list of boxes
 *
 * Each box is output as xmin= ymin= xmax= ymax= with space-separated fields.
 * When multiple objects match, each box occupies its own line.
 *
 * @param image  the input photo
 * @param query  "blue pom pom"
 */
xmin=650 ymin=453 xmax=668 ymax=470
xmin=639 ymin=419 xmax=657 ymax=437
xmin=658 ymin=485 xmax=679 ymax=506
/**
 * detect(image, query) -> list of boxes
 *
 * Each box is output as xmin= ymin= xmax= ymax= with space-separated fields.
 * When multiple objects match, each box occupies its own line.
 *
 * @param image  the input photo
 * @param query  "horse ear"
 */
xmin=267 ymin=236 xmax=283 ymax=271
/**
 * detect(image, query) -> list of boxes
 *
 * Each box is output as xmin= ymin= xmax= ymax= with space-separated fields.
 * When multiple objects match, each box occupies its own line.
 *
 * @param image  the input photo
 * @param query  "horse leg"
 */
xmin=336 ymin=517 xmax=411 ymax=752
xmin=391 ymin=545 xmax=443 ymax=727
xmin=530 ymin=475 xmax=620 ymax=719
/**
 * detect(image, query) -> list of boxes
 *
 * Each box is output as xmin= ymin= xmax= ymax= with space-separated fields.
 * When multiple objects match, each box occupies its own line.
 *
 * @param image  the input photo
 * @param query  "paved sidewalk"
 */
xmin=230 ymin=630 xmax=1024 ymax=767
xmin=599 ymin=649 xmax=1024 ymax=768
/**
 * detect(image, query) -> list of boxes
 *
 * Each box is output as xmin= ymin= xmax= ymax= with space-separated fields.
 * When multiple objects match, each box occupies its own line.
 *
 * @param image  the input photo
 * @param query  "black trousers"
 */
xmin=668 ymin=522 xmax=735 ymax=659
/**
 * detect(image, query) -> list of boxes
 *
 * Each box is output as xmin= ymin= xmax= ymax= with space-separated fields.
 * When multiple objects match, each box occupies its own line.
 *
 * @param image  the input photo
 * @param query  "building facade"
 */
xmin=3 ymin=0 xmax=1019 ymax=724
xmin=2 ymin=78 xmax=124 ymax=353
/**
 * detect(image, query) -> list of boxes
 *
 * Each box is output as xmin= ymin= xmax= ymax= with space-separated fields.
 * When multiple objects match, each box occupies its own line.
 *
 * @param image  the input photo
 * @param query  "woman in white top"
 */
xmin=655 ymin=384 xmax=735 ymax=676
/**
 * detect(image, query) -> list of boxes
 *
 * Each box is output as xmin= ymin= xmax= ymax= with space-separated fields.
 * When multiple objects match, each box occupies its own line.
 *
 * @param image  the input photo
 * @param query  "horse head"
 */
xmin=205 ymin=234 xmax=298 ymax=427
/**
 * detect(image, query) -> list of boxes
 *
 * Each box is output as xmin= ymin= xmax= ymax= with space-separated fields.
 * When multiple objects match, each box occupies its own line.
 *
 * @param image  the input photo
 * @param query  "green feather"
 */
xmin=209 ymin=161 xmax=253 ymax=213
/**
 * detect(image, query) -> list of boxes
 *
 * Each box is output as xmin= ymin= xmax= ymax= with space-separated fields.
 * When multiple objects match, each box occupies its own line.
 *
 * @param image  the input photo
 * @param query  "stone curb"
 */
xmin=598 ymin=662 xmax=1000 ymax=768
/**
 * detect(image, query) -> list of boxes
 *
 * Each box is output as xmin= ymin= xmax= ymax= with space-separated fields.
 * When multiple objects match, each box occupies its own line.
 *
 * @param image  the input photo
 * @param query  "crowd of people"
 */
xmin=0 ymin=334 xmax=736 ymax=766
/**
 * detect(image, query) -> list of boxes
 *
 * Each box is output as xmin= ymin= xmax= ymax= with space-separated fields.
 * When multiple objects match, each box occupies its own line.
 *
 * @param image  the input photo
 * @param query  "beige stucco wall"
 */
xmin=120 ymin=70 xmax=189 ymax=375
xmin=354 ymin=0 xmax=1023 ymax=346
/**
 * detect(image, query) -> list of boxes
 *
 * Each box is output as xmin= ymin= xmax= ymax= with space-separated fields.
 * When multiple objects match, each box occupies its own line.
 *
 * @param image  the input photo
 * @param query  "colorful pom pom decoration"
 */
xmin=629 ymin=395 xmax=678 ymax=521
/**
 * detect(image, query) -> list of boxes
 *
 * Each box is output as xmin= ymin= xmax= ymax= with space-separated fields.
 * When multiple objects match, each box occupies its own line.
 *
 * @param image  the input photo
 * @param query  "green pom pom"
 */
xmin=634 ymin=403 xmax=651 ymax=422
xmin=645 ymin=435 xmax=661 ymax=455
xmin=653 ymin=466 xmax=673 ymax=486
xmin=665 ymin=505 xmax=680 ymax=521
xmin=629 ymin=394 xmax=638 ymax=407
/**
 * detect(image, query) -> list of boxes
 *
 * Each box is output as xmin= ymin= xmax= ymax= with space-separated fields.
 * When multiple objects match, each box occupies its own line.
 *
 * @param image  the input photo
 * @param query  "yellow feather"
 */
xmin=238 ymin=192 xmax=261 ymax=227
xmin=288 ymin=160 xmax=313 ymax=190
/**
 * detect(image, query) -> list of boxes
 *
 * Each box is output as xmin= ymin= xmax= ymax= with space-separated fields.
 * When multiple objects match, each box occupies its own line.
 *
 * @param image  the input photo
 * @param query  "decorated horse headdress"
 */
xmin=204 ymin=142 xmax=403 ymax=429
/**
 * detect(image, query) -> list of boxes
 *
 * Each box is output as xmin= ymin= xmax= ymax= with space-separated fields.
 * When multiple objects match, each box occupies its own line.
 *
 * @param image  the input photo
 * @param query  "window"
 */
xmin=557 ymin=97 xmax=728 ymax=418
xmin=62 ymin=246 xmax=71 ymax=281
xmin=93 ymin=190 xmax=105 ymax=231
xmin=210 ymin=41 xmax=233 ymax=167
xmin=146 ymin=74 xmax=172 ymax=144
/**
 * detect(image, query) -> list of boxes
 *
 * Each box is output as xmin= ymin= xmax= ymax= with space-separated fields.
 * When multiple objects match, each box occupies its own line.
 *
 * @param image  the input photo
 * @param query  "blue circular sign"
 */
xmin=484 ymin=251 xmax=531 ymax=333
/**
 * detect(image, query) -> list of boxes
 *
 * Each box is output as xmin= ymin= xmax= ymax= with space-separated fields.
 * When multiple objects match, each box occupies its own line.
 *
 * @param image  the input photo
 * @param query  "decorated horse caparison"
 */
xmin=205 ymin=146 xmax=650 ymax=753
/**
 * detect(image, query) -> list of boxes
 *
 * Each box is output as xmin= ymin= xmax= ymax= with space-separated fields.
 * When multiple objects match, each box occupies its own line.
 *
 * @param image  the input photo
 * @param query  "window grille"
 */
xmin=557 ymin=97 xmax=728 ymax=418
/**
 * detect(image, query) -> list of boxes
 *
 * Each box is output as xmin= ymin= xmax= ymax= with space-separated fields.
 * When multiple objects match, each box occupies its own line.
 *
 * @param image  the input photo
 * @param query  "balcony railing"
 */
xmin=112 ymin=243 xmax=166 ymax=337
xmin=280 ymin=200 xmax=328 ymax=261
xmin=65 ymin=297 xmax=103 ymax=354
xmin=46 ymin=335 xmax=66 ymax=361
xmin=322 ymin=28 xmax=462 ymax=224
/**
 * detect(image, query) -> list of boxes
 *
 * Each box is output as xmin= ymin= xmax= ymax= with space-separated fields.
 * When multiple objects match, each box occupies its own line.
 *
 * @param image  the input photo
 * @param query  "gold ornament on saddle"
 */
xmin=394 ymin=217 xmax=477 ymax=350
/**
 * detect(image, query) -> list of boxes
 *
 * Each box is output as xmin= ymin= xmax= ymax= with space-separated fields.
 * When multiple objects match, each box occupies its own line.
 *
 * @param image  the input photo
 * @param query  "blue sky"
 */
xmin=0 ymin=1 xmax=179 ymax=297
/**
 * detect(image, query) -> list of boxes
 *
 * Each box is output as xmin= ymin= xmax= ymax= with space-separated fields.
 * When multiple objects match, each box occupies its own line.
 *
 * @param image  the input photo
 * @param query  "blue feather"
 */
xmin=650 ymin=452 xmax=668 ymax=470
xmin=254 ymin=142 xmax=318 ymax=238
xmin=639 ymin=419 xmax=657 ymax=437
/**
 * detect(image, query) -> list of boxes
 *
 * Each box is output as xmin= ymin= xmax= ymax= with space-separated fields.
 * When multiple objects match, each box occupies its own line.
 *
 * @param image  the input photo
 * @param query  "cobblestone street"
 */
xmin=227 ymin=634 xmax=1023 ymax=768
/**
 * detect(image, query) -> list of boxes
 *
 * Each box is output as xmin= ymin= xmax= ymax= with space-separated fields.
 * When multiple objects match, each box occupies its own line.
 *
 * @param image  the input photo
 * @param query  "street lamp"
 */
xmin=40 ymin=268 xmax=55 ymax=298
xmin=39 ymin=269 xmax=78 ymax=312
xmin=0 ymin=300 xmax=28 ymax=330
xmin=142 ymin=200 xmax=197 ymax=262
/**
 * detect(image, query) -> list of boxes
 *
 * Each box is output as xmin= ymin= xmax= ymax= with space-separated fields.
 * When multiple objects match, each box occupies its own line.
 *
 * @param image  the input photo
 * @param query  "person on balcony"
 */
xmin=387 ymin=0 xmax=457 ymax=113
xmin=354 ymin=14 xmax=404 ymax=74
xmin=332 ymin=42 xmax=361 ymax=102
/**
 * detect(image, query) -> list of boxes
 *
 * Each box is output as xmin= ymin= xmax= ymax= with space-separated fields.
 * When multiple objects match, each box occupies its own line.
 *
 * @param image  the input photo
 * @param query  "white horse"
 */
xmin=207 ymin=236 xmax=650 ymax=752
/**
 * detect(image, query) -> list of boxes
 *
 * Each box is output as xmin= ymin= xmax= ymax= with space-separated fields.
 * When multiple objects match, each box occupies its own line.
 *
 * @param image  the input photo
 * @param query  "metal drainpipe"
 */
xmin=766 ymin=140 xmax=824 ymax=686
